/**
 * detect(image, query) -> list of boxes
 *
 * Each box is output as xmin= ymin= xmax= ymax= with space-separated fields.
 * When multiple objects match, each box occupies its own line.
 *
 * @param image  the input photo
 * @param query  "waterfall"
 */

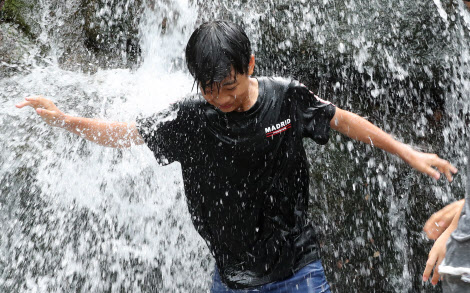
xmin=1 ymin=0 xmax=470 ymax=291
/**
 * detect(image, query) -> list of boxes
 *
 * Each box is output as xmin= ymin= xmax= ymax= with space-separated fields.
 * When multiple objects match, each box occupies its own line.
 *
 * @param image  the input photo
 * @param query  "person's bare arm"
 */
xmin=330 ymin=107 xmax=458 ymax=181
xmin=16 ymin=96 xmax=144 ymax=148
xmin=422 ymin=201 xmax=464 ymax=285
xmin=61 ymin=117 xmax=144 ymax=148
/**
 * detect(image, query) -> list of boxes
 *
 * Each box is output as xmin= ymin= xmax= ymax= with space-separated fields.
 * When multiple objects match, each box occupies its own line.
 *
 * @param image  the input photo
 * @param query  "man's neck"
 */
xmin=238 ymin=77 xmax=259 ymax=112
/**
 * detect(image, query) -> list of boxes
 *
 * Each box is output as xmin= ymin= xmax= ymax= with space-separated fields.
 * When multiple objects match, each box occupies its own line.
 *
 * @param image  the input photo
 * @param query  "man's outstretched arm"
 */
xmin=16 ymin=96 xmax=144 ymax=148
xmin=330 ymin=107 xmax=458 ymax=181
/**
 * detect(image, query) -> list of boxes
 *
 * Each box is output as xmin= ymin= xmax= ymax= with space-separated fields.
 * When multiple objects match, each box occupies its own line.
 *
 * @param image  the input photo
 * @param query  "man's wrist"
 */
xmin=393 ymin=141 xmax=414 ymax=162
xmin=62 ymin=114 xmax=76 ymax=130
xmin=443 ymin=223 xmax=459 ymax=238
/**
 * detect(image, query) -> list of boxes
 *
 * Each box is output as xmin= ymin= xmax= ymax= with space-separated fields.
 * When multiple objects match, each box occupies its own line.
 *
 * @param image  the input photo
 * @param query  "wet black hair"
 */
xmin=185 ymin=20 xmax=252 ymax=93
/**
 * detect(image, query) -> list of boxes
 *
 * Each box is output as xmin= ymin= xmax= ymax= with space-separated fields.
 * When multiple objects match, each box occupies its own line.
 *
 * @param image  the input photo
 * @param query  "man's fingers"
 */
xmin=25 ymin=95 xmax=43 ymax=101
xmin=24 ymin=96 xmax=42 ymax=106
xmin=15 ymin=101 xmax=33 ymax=108
xmin=431 ymin=254 xmax=445 ymax=285
xmin=17 ymin=95 xmax=51 ymax=110
xmin=424 ymin=166 xmax=441 ymax=180
xmin=424 ymin=213 xmax=449 ymax=237
xmin=433 ymin=158 xmax=457 ymax=182
xmin=431 ymin=265 xmax=441 ymax=285
xmin=424 ymin=216 xmax=438 ymax=237
xmin=423 ymin=225 xmax=442 ymax=240
xmin=428 ymin=154 xmax=457 ymax=182
xmin=450 ymin=165 xmax=458 ymax=174
xmin=443 ymin=168 xmax=453 ymax=182
xmin=17 ymin=98 xmax=40 ymax=109
xmin=37 ymin=108 xmax=54 ymax=117
xmin=423 ymin=256 xmax=437 ymax=281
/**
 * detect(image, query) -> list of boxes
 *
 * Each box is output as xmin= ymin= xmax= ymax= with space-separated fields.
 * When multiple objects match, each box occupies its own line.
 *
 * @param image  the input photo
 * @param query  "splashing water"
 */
xmin=2 ymin=0 xmax=470 ymax=292
xmin=1 ymin=1 xmax=212 ymax=292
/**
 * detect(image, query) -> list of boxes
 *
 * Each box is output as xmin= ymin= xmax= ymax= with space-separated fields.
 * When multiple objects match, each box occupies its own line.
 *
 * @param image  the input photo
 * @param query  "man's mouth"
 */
xmin=218 ymin=103 xmax=233 ymax=110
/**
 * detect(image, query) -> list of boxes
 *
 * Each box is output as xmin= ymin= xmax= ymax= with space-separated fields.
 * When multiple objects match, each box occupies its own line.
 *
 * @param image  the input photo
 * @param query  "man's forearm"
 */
xmin=439 ymin=202 xmax=464 ymax=241
xmin=448 ymin=201 xmax=465 ymax=232
xmin=331 ymin=108 xmax=407 ymax=158
xmin=63 ymin=116 xmax=143 ymax=148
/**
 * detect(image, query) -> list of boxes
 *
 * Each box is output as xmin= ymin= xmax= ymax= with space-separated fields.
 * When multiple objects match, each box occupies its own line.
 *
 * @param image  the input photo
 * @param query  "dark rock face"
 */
xmin=81 ymin=0 xmax=143 ymax=69
xmin=0 ymin=23 xmax=37 ymax=76
xmin=0 ymin=0 xmax=42 ymax=77
xmin=0 ymin=0 xmax=143 ymax=71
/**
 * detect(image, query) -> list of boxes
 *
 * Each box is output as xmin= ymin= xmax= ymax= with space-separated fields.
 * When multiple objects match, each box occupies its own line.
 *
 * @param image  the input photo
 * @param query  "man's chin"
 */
xmin=218 ymin=105 xmax=235 ymax=112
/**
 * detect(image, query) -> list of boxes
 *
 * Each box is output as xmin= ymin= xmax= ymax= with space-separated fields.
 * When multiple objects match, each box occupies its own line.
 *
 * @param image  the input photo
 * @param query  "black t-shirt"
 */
xmin=136 ymin=77 xmax=336 ymax=289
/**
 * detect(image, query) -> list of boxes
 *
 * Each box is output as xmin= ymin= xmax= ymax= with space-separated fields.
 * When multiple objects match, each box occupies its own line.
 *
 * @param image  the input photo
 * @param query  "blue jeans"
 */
xmin=211 ymin=260 xmax=331 ymax=293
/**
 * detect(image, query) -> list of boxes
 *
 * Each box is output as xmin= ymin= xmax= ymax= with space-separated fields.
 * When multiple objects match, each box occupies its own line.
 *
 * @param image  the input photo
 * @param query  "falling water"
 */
xmin=1 ymin=0 xmax=213 ymax=292
xmin=1 ymin=0 xmax=470 ymax=292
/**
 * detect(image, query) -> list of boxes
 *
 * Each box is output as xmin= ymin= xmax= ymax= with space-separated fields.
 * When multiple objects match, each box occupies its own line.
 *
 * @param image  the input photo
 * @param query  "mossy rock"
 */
xmin=0 ymin=0 xmax=39 ymax=38
xmin=0 ymin=0 xmax=144 ymax=69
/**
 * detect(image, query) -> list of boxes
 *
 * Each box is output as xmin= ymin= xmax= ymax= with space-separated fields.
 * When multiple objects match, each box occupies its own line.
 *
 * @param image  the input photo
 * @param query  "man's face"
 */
xmin=200 ymin=70 xmax=251 ymax=113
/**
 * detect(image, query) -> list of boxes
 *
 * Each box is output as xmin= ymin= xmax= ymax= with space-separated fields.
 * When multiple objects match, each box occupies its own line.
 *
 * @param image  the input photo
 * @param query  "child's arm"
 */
xmin=330 ymin=108 xmax=458 ymax=181
xmin=422 ymin=201 xmax=464 ymax=285
xmin=16 ymin=96 xmax=144 ymax=148
xmin=423 ymin=199 xmax=465 ymax=240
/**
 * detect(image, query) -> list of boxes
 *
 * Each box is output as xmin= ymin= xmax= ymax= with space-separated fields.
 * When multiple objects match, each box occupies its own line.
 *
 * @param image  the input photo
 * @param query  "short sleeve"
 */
xmin=136 ymin=102 xmax=186 ymax=165
xmin=288 ymin=80 xmax=336 ymax=145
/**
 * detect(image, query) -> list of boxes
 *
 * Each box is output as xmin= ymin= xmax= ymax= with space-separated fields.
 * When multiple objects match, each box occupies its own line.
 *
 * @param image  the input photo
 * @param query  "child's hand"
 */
xmin=404 ymin=149 xmax=457 ymax=182
xmin=423 ymin=199 xmax=465 ymax=240
xmin=16 ymin=96 xmax=67 ymax=127
xmin=422 ymin=229 xmax=452 ymax=285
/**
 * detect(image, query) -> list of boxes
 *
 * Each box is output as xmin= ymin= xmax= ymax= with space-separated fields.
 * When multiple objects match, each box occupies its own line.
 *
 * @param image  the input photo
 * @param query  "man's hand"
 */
xmin=403 ymin=148 xmax=458 ymax=182
xmin=424 ymin=199 xmax=465 ymax=240
xmin=16 ymin=96 xmax=66 ymax=127
xmin=423 ymin=228 xmax=451 ymax=286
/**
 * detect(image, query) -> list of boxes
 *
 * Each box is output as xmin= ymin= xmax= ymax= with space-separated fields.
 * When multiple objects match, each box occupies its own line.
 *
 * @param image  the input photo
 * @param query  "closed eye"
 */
xmin=204 ymin=88 xmax=214 ymax=95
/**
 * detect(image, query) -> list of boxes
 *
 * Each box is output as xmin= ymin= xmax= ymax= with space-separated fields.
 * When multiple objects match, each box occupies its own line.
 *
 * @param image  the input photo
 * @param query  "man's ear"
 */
xmin=248 ymin=54 xmax=255 ymax=75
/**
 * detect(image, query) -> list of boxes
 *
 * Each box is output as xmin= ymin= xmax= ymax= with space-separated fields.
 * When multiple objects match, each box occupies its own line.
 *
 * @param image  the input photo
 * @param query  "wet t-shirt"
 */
xmin=136 ymin=77 xmax=336 ymax=289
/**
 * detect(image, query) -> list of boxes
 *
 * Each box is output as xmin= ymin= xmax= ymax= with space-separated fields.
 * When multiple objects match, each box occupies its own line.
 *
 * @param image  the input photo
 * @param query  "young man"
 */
xmin=17 ymin=21 xmax=457 ymax=292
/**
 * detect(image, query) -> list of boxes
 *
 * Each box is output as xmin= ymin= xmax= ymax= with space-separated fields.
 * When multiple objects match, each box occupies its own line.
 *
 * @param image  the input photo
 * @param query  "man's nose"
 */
xmin=215 ymin=94 xmax=232 ymax=104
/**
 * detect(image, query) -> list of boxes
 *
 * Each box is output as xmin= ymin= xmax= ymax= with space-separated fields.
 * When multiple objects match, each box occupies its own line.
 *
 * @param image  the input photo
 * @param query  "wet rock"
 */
xmin=0 ymin=0 xmax=145 ymax=70
xmin=81 ymin=0 xmax=143 ymax=69
xmin=0 ymin=0 xmax=41 ymax=39
xmin=0 ymin=22 xmax=39 ymax=77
